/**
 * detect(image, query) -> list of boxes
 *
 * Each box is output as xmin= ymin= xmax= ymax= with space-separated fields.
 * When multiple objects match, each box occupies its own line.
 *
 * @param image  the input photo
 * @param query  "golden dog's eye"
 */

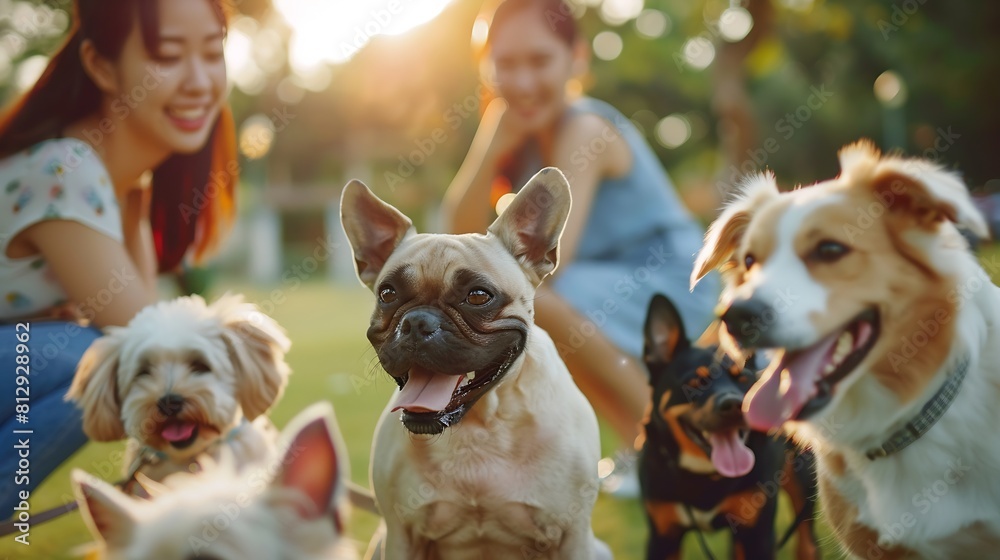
xmin=378 ymin=285 xmax=397 ymax=303
xmin=466 ymin=288 xmax=492 ymax=306
xmin=190 ymin=359 xmax=211 ymax=374
xmin=137 ymin=367 xmax=151 ymax=377
xmin=813 ymin=240 xmax=851 ymax=262
xmin=744 ymin=253 xmax=756 ymax=269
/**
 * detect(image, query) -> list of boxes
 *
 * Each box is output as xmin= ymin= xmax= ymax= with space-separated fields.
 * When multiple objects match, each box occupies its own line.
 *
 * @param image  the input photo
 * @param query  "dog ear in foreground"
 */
xmin=73 ymin=401 xmax=357 ymax=560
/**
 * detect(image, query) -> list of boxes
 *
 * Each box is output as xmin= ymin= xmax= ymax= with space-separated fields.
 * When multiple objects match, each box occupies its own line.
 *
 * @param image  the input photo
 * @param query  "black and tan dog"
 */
xmin=639 ymin=294 xmax=819 ymax=560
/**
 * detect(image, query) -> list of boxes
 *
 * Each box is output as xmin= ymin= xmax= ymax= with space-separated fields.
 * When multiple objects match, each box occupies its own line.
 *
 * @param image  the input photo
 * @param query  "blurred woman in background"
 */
xmin=442 ymin=0 xmax=718 ymax=495
xmin=0 ymin=0 xmax=236 ymax=516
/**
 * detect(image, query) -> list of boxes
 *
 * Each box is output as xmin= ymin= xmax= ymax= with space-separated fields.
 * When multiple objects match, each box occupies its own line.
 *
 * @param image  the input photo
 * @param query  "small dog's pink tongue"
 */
xmin=709 ymin=430 xmax=755 ymax=477
xmin=161 ymin=422 xmax=196 ymax=442
xmin=392 ymin=367 xmax=463 ymax=413
xmin=744 ymin=331 xmax=840 ymax=432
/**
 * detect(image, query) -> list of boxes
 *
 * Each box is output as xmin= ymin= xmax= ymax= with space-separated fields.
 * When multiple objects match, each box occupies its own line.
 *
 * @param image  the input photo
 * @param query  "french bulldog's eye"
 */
xmin=812 ymin=240 xmax=851 ymax=262
xmin=744 ymin=253 xmax=756 ymax=269
xmin=466 ymin=288 xmax=492 ymax=306
xmin=378 ymin=285 xmax=398 ymax=303
xmin=190 ymin=359 xmax=211 ymax=375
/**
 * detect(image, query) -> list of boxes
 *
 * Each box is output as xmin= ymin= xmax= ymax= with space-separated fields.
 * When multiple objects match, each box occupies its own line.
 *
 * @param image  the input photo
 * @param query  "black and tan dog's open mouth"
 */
xmin=744 ymin=307 xmax=880 ymax=431
xmin=393 ymin=341 xmax=524 ymax=435
xmin=679 ymin=417 xmax=755 ymax=478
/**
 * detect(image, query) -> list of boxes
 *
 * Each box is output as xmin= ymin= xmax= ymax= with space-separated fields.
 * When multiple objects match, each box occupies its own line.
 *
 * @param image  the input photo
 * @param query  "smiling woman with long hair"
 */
xmin=442 ymin=0 xmax=719 ymax=495
xmin=0 ymin=0 xmax=237 ymax=516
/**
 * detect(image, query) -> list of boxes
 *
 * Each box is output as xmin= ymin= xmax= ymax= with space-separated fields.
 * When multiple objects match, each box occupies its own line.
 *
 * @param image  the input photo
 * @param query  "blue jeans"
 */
xmin=1 ymin=321 xmax=99 ymax=518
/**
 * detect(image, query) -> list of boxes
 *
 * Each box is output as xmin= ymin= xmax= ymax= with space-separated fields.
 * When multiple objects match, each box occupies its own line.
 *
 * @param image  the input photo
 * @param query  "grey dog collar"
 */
xmin=865 ymin=355 xmax=970 ymax=460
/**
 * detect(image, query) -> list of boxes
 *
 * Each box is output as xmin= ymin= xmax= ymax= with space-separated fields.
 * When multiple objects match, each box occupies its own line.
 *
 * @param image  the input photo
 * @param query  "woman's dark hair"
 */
xmin=486 ymin=0 xmax=578 ymax=48
xmin=0 ymin=0 xmax=237 ymax=272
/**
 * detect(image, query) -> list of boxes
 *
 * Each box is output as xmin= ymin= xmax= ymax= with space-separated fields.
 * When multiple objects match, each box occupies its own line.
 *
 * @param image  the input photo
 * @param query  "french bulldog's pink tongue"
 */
xmin=392 ymin=367 xmax=462 ymax=413
xmin=744 ymin=330 xmax=840 ymax=432
xmin=709 ymin=430 xmax=755 ymax=477
xmin=161 ymin=422 xmax=196 ymax=442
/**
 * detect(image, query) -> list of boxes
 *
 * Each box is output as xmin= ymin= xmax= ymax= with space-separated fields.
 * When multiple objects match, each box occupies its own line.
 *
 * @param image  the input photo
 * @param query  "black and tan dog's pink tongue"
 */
xmin=162 ymin=422 xmax=196 ymax=442
xmin=709 ymin=430 xmax=755 ymax=477
xmin=744 ymin=331 xmax=840 ymax=432
xmin=392 ymin=367 xmax=463 ymax=413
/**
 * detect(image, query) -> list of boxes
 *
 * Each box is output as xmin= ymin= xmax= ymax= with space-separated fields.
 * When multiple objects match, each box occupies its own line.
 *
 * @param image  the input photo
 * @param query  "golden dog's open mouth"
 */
xmin=394 ymin=341 xmax=524 ymax=435
xmin=744 ymin=308 xmax=880 ymax=431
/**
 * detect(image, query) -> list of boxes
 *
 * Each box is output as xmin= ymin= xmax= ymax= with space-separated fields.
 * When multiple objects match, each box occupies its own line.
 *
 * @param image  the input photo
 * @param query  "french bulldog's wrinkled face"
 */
xmin=342 ymin=168 xmax=572 ymax=434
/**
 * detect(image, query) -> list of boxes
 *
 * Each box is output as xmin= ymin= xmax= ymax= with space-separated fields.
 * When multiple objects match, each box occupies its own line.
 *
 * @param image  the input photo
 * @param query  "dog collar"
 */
xmin=865 ymin=354 xmax=970 ymax=460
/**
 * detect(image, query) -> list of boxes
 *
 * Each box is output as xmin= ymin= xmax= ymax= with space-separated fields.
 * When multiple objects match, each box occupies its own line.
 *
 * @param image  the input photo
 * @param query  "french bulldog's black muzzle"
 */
xmin=373 ymin=305 xmax=527 ymax=434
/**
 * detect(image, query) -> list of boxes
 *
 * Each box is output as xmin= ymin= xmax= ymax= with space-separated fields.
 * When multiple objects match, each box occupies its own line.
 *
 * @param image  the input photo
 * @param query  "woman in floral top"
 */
xmin=0 ymin=0 xmax=237 ymax=516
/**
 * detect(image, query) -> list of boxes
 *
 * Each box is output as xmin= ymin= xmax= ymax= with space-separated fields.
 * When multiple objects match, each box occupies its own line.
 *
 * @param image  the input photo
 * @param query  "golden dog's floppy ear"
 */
xmin=65 ymin=331 xmax=126 ymax=441
xmin=340 ymin=179 xmax=415 ymax=290
xmin=214 ymin=294 xmax=292 ymax=420
xmin=839 ymin=140 xmax=990 ymax=240
xmin=72 ymin=469 xmax=139 ymax=549
xmin=691 ymin=172 xmax=780 ymax=289
xmin=488 ymin=167 xmax=572 ymax=285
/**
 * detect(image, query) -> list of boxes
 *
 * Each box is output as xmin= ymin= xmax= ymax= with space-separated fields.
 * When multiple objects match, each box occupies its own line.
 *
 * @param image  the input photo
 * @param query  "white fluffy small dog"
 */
xmin=66 ymin=294 xmax=291 ymax=485
xmin=73 ymin=402 xmax=356 ymax=560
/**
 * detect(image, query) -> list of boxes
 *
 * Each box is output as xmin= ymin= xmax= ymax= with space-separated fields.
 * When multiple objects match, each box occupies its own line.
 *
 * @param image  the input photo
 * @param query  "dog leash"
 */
xmin=653 ymin=442 xmax=812 ymax=559
xmin=0 ymin=421 xmax=251 ymax=536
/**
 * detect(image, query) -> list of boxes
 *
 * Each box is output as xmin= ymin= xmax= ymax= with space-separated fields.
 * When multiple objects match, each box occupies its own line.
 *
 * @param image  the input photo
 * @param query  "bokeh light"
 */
xmin=874 ymin=70 xmax=908 ymax=108
xmin=593 ymin=31 xmax=624 ymax=61
xmin=599 ymin=0 xmax=644 ymax=26
xmin=655 ymin=114 xmax=692 ymax=148
xmin=682 ymin=37 xmax=715 ymax=70
xmin=635 ymin=9 xmax=670 ymax=39
xmin=13 ymin=54 xmax=46 ymax=93
xmin=495 ymin=192 xmax=516 ymax=216
xmin=719 ymin=7 xmax=754 ymax=42
xmin=239 ymin=114 xmax=276 ymax=160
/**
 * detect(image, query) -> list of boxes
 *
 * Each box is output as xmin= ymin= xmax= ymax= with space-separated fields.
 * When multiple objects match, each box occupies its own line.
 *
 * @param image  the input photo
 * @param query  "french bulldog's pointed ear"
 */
xmin=487 ymin=167 xmax=572 ymax=284
xmin=341 ymin=180 xmax=414 ymax=289
xmin=643 ymin=294 xmax=690 ymax=365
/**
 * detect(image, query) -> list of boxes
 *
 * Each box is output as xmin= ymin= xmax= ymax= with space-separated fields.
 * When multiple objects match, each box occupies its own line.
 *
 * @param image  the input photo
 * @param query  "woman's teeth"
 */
xmin=168 ymin=107 xmax=207 ymax=120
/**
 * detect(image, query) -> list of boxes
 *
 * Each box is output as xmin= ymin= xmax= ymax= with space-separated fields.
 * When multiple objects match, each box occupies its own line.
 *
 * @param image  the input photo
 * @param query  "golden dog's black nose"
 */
xmin=400 ymin=309 xmax=442 ymax=339
xmin=157 ymin=394 xmax=184 ymax=417
xmin=721 ymin=298 xmax=773 ymax=348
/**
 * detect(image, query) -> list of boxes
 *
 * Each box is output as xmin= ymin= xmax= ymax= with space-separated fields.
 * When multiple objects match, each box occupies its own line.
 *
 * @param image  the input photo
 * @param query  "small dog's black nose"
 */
xmin=720 ymin=298 xmax=772 ymax=347
xmin=400 ymin=309 xmax=441 ymax=339
xmin=715 ymin=394 xmax=743 ymax=415
xmin=157 ymin=394 xmax=184 ymax=417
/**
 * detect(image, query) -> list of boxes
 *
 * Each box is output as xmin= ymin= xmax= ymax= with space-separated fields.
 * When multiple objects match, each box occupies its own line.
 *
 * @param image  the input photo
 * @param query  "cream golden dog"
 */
xmin=342 ymin=168 xmax=610 ymax=559
xmin=73 ymin=402 xmax=355 ymax=560
xmin=692 ymin=140 xmax=1000 ymax=558
xmin=67 ymin=294 xmax=291 ymax=486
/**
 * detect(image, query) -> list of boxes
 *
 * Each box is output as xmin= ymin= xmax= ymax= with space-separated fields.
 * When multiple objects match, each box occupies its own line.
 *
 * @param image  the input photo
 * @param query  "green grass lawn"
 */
xmin=0 ymin=279 xmax=860 ymax=559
